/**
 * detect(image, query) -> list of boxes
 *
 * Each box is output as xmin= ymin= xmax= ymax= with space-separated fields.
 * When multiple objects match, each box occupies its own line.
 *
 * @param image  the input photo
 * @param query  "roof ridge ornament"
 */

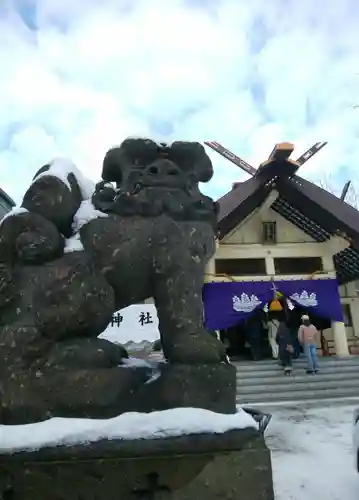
xmin=204 ymin=141 xmax=327 ymax=179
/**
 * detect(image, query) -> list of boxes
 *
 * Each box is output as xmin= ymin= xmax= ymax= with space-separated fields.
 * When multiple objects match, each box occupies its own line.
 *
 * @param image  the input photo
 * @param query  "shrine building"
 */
xmin=203 ymin=142 xmax=359 ymax=358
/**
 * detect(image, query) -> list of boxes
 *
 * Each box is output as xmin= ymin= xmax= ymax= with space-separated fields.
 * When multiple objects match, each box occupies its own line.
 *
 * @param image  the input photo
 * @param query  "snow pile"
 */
xmin=0 ymin=407 xmax=257 ymax=453
xmin=64 ymin=233 xmax=84 ymax=253
xmin=266 ymin=403 xmax=359 ymax=500
xmin=72 ymin=199 xmax=108 ymax=232
xmin=33 ymin=158 xmax=95 ymax=200
xmin=1 ymin=160 xmax=101 ymax=239
xmin=99 ymin=304 xmax=160 ymax=344
xmin=0 ymin=206 xmax=28 ymax=226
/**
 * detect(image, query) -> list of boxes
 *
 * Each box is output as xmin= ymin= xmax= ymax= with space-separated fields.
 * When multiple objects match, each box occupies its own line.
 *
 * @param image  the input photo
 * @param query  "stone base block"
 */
xmin=0 ymin=427 xmax=274 ymax=500
xmin=0 ymin=360 xmax=236 ymax=424
xmin=134 ymin=361 xmax=237 ymax=414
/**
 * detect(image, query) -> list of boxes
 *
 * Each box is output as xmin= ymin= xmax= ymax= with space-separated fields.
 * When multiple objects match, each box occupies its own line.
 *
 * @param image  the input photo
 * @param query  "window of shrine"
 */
xmin=262 ymin=221 xmax=277 ymax=243
xmin=273 ymin=257 xmax=323 ymax=275
xmin=215 ymin=258 xmax=267 ymax=276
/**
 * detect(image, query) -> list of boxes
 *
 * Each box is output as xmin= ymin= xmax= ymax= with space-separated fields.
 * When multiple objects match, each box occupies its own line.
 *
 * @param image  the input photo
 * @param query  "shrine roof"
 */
xmin=216 ymin=174 xmax=359 ymax=284
xmin=0 ymin=187 xmax=15 ymax=208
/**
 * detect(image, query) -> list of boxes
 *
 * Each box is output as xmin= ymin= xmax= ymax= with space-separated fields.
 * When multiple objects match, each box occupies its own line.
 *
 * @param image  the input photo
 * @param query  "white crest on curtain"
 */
xmin=290 ymin=290 xmax=318 ymax=307
xmin=232 ymin=293 xmax=262 ymax=313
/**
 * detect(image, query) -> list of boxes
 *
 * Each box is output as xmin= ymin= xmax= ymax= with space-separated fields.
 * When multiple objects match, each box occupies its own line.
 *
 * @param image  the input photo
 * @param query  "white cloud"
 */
xmin=0 ymin=0 xmax=358 ymax=203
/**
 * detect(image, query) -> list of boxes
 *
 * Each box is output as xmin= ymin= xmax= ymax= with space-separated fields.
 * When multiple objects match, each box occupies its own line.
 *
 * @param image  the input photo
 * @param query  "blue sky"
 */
xmin=0 ymin=0 xmax=359 ymax=203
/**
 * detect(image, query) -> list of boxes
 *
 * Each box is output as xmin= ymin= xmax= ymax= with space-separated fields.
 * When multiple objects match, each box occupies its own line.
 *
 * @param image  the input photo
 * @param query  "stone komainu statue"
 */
xmin=0 ymin=139 xmax=234 ymax=425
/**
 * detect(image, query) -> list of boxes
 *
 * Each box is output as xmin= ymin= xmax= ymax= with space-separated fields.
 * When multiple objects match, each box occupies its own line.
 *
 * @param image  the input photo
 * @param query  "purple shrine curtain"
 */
xmin=202 ymin=279 xmax=343 ymax=331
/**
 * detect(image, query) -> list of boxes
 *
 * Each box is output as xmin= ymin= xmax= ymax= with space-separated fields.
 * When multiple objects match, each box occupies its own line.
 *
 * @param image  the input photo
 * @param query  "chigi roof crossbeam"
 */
xmin=204 ymin=141 xmax=328 ymax=179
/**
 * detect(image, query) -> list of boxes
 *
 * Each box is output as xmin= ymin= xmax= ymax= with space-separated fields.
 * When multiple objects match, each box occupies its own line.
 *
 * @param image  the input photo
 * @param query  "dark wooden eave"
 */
xmin=217 ymin=176 xmax=273 ymax=237
xmin=216 ymin=170 xmax=359 ymax=284
xmin=285 ymin=176 xmax=359 ymax=246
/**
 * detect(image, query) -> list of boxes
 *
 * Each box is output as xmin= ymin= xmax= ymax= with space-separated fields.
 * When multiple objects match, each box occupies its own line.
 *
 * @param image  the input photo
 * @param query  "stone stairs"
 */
xmin=235 ymin=356 xmax=359 ymax=406
xmin=147 ymin=352 xmax=359 ymax=406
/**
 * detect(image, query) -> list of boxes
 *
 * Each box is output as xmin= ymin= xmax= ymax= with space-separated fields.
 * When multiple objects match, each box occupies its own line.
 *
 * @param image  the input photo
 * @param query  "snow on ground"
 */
xmin=265 ymin=403 xmax=359 ymax=500
xmin=0 ymin=407 xmax=257 ymax=453
xmin=99 ymin=304 xmax=160 ymax=344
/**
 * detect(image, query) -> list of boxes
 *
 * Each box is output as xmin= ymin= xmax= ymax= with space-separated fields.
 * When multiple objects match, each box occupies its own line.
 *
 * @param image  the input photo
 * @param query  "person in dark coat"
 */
xmin=286 ymin=310 xmax=301 ymax=358
xmin=245 ymin=313 xmax=262 ymax=361
xmin=275 ymin=320 xmax=293 ymax=374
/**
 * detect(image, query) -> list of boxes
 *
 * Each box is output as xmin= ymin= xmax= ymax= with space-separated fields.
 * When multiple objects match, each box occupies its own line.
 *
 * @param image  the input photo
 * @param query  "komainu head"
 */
xmin=102 ymin=138 xmax=213 ymax=190
xmin=92 ymin=138 xmax=217 ymax=225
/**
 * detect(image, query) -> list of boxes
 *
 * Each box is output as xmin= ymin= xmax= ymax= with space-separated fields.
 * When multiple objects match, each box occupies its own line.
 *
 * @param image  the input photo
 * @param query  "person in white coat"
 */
xmin=267 ymin=318 xmax=280 ymax=359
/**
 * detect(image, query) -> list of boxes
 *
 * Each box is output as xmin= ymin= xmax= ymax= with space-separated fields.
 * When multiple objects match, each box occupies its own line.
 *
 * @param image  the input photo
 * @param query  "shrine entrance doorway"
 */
xmin=220 ymin=310 xmax=272 ymax=361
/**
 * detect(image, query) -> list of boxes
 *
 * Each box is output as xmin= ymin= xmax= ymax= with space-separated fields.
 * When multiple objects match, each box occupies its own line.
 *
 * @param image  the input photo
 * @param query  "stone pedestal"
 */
xmin=134 ymin=362 xmax=237 ymax=414
xmin=0 ymin=428 xmax=274 ymax=500
xmin=331 ymin=320 xmax=349 ymax=356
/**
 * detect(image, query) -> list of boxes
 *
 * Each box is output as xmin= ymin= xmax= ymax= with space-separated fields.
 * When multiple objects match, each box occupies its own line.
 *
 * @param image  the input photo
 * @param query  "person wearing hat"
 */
xmin=298 ymin=314 xmax=319 ymax=374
